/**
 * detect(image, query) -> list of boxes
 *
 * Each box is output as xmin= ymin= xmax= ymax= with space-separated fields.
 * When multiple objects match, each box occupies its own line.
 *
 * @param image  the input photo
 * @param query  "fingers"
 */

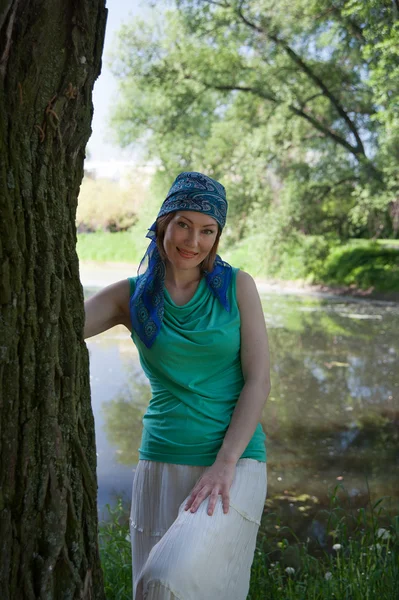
xmin=207 ymin=487 xmax=229 ymax=515
xmin=222 ymin=490 xmax=230 ymax=514
xmin=207 ymin=489 xmax=219 ymax=516
xmin=185 ymin=486 xmax=230 ymax=516
xmin=188 ymin=486 xmax=210 ymax=513
xmin=184 ymin=488 xmax=198 ymax=511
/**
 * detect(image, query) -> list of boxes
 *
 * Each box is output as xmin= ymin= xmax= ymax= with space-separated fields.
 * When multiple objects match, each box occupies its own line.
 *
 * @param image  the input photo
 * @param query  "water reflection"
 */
xmin=102 ymin=363 xmax=150 ymax=465
xmin=86 ymin=335 xmax=137 ymax=517
xmin=86 ymin=287 xmax=399 ymax=537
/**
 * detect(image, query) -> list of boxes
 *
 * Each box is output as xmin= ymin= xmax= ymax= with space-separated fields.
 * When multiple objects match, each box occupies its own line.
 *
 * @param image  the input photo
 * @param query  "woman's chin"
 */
xmin=167 ymin=254 xmax=202 ymax=270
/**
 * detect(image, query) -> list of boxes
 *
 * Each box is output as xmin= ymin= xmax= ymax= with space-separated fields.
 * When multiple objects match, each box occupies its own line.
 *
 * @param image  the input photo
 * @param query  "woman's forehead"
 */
xmin=174 ymin=211 xmax=218 ymax=226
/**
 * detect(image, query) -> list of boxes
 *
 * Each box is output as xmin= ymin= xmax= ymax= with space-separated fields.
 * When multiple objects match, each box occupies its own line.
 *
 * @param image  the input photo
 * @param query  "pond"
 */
xmin=86 ymin=287 xmax=399 ymax=540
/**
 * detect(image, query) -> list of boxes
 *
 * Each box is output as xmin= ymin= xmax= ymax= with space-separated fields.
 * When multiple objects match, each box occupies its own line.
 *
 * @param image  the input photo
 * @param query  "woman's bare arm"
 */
xmin=184 ymin=270 xmax=270 ymax=516
xmin=216 ymin=269 xmax=270 ymax=463
xmin=84 ymin=279 xmax=131 ymax=339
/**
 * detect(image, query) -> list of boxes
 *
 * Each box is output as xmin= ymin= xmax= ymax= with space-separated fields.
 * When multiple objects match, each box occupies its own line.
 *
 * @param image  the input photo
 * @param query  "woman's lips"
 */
xmin=177 ymin=248 xmax=198 ymax=259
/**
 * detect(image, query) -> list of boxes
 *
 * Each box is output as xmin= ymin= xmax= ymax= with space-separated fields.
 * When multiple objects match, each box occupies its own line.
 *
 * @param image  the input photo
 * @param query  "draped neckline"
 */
xmin=163 ymin=276 xmax=207 ymax=309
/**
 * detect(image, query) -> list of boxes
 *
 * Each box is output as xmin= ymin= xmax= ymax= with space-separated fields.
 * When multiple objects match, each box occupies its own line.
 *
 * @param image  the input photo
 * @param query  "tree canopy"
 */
xmin=110 ymin=0 xmax=399 ymax=241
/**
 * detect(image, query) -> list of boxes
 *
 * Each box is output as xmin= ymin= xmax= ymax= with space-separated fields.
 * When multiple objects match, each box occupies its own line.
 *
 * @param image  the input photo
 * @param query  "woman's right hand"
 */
xmin=84 ymin=279 xmax=131 ymax=339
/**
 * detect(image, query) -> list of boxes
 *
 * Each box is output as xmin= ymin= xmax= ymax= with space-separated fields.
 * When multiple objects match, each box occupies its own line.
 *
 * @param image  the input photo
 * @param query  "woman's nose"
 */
xmin=185 ymin=229 xmax=199 ymax=247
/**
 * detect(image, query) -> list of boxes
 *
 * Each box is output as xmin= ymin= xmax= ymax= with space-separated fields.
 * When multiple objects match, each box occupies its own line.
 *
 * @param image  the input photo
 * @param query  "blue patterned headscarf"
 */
xmin=130 ymin=172 xmax=232 ymax=348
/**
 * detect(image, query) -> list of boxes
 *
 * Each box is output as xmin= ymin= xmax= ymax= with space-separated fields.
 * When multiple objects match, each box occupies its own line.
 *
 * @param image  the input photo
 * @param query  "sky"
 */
xmin=87 ymin=0 xmax=147 ymax=163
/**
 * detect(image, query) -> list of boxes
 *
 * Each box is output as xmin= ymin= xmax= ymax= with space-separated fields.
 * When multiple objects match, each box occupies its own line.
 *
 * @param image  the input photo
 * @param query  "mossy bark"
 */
xmin=0 ymin=1 xmax=107 ymax=598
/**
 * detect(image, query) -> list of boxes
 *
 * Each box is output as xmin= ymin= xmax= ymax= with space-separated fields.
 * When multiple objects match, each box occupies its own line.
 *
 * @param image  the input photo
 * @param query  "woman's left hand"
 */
xmin=184 ymin=459 xmax=236 ymax=516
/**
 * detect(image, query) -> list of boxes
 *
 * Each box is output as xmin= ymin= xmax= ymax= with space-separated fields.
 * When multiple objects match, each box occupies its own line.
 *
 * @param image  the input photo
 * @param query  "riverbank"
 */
xmin=77 ymin=232 xmax=399 ymax=297
xmin=80 ymin=260 xmax=399 ymax=303
xmin=254 ymin=277 xmax=399 ymax=303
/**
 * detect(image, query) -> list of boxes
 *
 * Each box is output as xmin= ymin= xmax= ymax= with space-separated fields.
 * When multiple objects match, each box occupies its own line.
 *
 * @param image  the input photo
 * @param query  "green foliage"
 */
xmin=77 ymin=231 xmax=143 ymax=263
xmin=223 ymin=233 xmax=333 ymax=281
xmin=315 ymin=243 xmax=399 ymax=291
xmin=109 ymin=0 xmax=399 ymax=240
xmin=249 ymin=526 xmax=398 ymax=599
xmin=342 ymin=0 xmax=399 ymax=131
xmin=99 ymin=500 xmax=132 ymax=600
xmin=249 ymin=486 xmax=399 ymax=599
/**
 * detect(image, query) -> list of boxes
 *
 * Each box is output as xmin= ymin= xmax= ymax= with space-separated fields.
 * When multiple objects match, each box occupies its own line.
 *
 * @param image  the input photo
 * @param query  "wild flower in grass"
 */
xmin=332 ymin=543 xmax=342 ymax=551
xmin=369 ymin=543 xmax=382 ymax=552
xmin=285 ymin=567 xmax=295 ymax=575
xmin=325 ymin=571 xmax=333 ymax=580
xmin=377 ymin=528 xmax=390 ymax=540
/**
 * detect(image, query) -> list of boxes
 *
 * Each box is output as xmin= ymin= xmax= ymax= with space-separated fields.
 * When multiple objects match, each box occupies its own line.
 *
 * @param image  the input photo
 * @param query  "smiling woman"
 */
xmin=84 ymin=171 xmax=270 ymax=600
xmin=156 ymin=211 xmax=222 ymax=282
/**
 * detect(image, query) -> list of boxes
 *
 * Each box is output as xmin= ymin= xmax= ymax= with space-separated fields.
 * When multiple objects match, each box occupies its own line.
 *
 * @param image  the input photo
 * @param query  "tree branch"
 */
xmin=300 ymin=92 xmax=326 ymax=108
xmin=198 ymin=79 xmax=363 ymax=158
xmin=312 ymin=176 xmax=361 ymax=201
xmin=202 ymin=0 xmax=230 ymax=7
xmin=201 ymin=82 xmax=278 ymax=104
xmin=289 ymin=105 xmax=362 ymax=156
xmin=236 ymin=7 xmax=366 ymax=156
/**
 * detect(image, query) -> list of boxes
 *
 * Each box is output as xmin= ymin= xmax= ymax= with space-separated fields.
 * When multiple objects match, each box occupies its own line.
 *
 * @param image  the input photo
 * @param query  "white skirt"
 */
xmin=130 ymin=459 xmax=267 ymax=600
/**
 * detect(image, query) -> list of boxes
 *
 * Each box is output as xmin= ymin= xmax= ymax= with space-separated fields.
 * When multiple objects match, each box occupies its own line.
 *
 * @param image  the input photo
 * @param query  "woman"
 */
xmin=84 ymin=172 xmax=270 ymax=600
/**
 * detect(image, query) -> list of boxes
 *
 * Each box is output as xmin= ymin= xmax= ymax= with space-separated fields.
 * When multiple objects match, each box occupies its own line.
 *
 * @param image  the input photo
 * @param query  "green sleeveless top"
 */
xmin=128 ymin=267 xmax=266 ymax=466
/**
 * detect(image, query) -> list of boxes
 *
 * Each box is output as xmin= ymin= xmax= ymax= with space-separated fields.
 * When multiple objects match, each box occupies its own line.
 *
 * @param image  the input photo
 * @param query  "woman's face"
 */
xmin=163 ymin=211 xmax=218 ymax=270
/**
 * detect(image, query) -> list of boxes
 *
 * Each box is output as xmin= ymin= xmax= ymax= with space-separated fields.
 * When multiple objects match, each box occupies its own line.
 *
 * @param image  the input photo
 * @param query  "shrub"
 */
xmin=316 ymin=244 xmax=399 ymax=291
xmin=77 ymin=177 xmax=149 ymax=232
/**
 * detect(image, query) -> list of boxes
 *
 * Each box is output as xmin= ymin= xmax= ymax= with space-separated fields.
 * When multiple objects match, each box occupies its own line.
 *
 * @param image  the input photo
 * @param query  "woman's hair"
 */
xmin=156 ymin=212 xmax=221 ymax=272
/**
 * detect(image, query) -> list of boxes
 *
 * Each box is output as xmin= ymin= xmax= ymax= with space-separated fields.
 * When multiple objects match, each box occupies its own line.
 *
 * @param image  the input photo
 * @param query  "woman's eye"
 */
xmin=203 ymin=229 xmax=215 ymax=235
xmin=178 ymin=221 xmax=188 ymax=228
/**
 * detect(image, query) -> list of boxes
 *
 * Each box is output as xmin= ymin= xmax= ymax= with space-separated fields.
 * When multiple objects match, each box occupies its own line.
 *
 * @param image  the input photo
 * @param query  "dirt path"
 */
xmin=79 ymin=261 xmax=137 ymax=288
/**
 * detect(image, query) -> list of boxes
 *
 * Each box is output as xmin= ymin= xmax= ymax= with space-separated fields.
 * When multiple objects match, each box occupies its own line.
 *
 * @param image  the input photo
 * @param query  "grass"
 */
xmin=99 ymin=500 xmax=132 ymax=600
xmin=248 ymin=531 xmax=398 ymax=599
xmin=77 ymin=231 xmax=143 ymax=264
xmin=377 ymin=239 xmax=399 ymax=248
xmin=248 ymin=493 xmax=399 ymax=600
xmin=99 ymin=490 xmax=399 ymax=600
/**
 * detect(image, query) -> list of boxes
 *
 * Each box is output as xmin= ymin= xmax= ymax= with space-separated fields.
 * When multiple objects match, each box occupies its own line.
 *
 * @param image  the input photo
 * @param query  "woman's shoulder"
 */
xmin=235 ymin=269 xmax=259 ymax=306
xmin=235 ymin=268 xmax=256 ymax=288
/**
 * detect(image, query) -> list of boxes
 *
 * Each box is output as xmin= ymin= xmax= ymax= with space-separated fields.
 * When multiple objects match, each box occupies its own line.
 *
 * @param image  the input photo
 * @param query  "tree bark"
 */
xmin=0 ymin=1 xmax=107 ymax=598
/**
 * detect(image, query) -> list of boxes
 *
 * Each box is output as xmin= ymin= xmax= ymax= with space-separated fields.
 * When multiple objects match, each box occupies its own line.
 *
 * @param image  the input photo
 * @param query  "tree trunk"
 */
xmin=0 ymin=1 xmax=107 ymax=598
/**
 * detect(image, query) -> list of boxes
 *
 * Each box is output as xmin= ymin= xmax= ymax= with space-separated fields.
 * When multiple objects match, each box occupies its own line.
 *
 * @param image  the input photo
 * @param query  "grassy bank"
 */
xmin=78 ymin=232 xmax=399 ymax=294
xmin=77 ymin=231 xmax=144 ymax=264
xmin=223 ymin=235 xmax=399 ymax=293
xmin=99 ymin=493 xmax=399 ymax=600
